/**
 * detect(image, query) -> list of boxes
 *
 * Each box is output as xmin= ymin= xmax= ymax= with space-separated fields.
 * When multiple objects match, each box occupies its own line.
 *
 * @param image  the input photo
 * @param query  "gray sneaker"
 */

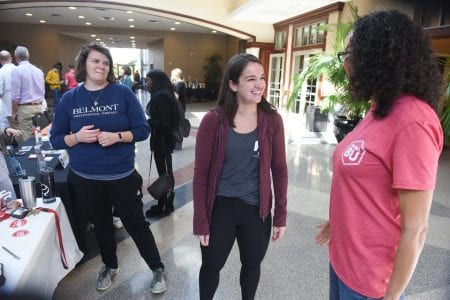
xmin=150 ymin=268 xmax=167 ymax=294
xmin=96 ymin=266 xmax=119 ymax=291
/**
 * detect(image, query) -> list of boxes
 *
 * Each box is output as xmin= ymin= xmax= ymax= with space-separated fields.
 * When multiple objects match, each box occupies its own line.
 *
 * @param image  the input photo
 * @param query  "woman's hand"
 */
xmin=5 ymin=128 xmax=22 ymax=137
xmin=98 ymin=131 xmax=121 ymax=147
xmin=315 ymin=221 xmax=330 ymax=246
xmin=196 ymin=235 xmax=210 ymax=246
xmin=76 ymin=125 xmax=100 ymax=143
xmin=272 ymin=226 xmax=286 ymax=241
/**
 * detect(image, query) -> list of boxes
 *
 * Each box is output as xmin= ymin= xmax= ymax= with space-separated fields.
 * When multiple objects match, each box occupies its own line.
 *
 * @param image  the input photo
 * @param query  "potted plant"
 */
xmin=440 ymin=69 xmax=450 ymax=145
xmin=203 ymin=54 xmax=223 ymax=100
xmin=287 ymin=4 xmax=369 ymax=142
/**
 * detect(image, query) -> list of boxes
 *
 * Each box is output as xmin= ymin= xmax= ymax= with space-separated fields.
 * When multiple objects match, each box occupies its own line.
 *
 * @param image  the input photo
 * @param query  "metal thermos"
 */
xmin=18 ymin=175 xmax=36 ymax=208
xmin=40 ymin=167 xmax=56 ymax=203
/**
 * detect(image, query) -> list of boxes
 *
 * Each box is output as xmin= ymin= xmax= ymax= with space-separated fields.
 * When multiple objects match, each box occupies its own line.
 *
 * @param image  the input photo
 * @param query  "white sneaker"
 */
xmin=112 ymin=216 xmax=123 ymax=229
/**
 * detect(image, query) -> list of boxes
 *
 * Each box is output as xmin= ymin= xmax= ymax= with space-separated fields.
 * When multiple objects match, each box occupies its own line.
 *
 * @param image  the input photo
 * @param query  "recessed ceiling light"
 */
xmin=212 ymin=30 xmax=217 ymax=33
xmin=96 ymin=38 xmax=101 ymax=41
xmin=40 ymin=20 xmax=46 ymax=23
xmin=26 ymin=13 xmax=32 ymax=16
xmin=129 ymin=24 xmax=135 ymax=28
xmin=175 ymin=21 xmax=181 ymax=25
xmin=128 ymin=18 xmax=134 ymax=22
xmin=99 ymin=16 xmax=114 ymax=21
xmin=78 ymin=16 xmax=85 ymax=19
xmin=91 ymin=34 xmax=96 ymax=37
xmin=127 ymin=11 xmax=133 ymax=14
xmin=130 ymin=36 xmax=135 ymax=39
xmin=85 ymin=22 xmax=91 ymax=25
xmin=69 ymin=6 xmax=76 ymax=10
xmin=170 ymin=27 xmax=176 ymax=31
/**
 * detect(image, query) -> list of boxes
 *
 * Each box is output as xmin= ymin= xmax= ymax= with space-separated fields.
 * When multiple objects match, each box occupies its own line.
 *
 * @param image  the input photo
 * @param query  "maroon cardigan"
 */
xmin=193 ymin=107 xmax=288 ymax=235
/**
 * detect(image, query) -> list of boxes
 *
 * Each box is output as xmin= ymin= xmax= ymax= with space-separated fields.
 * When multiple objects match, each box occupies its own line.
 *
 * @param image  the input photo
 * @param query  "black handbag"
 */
xmin=32 ymin=110 xmax=52 ymax=128
xmin=146 ymin=152 xmax=173 ymax=200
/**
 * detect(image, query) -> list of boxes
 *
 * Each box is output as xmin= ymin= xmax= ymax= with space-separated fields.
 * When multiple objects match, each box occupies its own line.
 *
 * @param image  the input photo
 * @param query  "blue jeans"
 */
xmin=52 ymin=88 xmax=61 ymax=107
xmin=330 ymin=264 xmax=405 ymax=300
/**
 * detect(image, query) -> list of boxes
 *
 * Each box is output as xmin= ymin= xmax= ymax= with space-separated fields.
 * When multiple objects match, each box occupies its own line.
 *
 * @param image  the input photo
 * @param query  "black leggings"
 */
xmin=199 ymin=196 xmax=271 ymax=300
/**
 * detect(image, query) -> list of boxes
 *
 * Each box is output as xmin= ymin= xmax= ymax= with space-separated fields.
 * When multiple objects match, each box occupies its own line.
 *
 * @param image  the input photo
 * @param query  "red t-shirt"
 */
xmin=64 ymin=70 xmax=78 ymax=90
xmin=329 ymin=95 xmax=443 ymax=298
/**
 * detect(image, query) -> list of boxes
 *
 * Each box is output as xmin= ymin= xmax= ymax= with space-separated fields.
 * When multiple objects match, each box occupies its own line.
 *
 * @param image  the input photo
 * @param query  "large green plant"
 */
xmin=203 ymin=54 xmax=223 ymax=84
xmin=440 ymin=70 xmax=450 ymax=138
xmin=287 ymin=4 xmax=369 ymax=119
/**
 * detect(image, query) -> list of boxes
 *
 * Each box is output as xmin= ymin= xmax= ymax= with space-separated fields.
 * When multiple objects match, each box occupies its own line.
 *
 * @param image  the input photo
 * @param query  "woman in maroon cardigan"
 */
xmin=193 ymin=53 xmax=288 ymax=300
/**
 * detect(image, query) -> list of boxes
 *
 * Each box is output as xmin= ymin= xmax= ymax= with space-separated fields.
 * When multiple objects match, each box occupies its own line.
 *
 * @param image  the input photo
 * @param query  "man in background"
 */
xmin=45 ymin=62 xmax=64 ymax=107
xmin=0 ymin=50 xmax=16 ymax=128
xmin=10 ymin=46 xmax=45 ymax=143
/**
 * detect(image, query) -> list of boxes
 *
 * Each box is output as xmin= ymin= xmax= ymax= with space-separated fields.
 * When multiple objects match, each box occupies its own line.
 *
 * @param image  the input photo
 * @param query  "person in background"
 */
xmin=10 ymin=46 xmax=45 ymax=144
xmin=64 ymin=64 xmax=78 ymax=91
xmin=133 ymin=69 xmax=141 ymax=92
xmin=171 ymin=68 xmax=187 ymax=112
xmin=315 ymin=10 xmax=443 ymax=300
xmin=0 ymin=50 xmax=16 ymax=128
xmin=193 ymin=53 xmax=288 ymax=300
xmin=121 ymin=65 xmax=133 ymax=90
xmin=45 ymin=62 xmax=64 ymax=107
xmin=144 ymin=69 xmax=179 ymax=217
xmin=50 ymin=43 xmax=167 ymax=294
xmin=171 ymin=68 xmax=187 ymax=150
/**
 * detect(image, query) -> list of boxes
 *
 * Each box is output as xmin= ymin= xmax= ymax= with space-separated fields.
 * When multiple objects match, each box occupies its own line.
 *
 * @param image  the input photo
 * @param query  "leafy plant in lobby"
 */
xmin=287 ymin=4 xmax=369 ymax=120
xmin=203 ymin=54 xmax=223 ymax=100
xmin=440 ymin=69 xmax=450 ymax=138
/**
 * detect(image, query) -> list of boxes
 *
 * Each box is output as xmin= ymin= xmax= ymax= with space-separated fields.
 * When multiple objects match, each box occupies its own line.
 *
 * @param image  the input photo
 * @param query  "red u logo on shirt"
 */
xmin=342 ymin=140 xmax=365 ymax=165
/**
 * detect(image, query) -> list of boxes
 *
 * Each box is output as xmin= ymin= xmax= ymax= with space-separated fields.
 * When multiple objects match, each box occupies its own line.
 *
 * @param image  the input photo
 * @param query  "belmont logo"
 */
xmin=73 ymin=104 xmax=119 ymax=116
xmin=342 ymin=140 xmax=365 ymax=165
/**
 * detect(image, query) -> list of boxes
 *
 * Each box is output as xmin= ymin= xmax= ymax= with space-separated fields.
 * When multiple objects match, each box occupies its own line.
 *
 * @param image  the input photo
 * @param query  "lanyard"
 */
xmin=36 ymin=207 xmax=69 ymax=269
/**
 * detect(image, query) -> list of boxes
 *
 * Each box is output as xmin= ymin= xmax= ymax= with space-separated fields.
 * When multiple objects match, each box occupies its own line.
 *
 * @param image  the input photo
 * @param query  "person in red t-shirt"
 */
xmin=315 ymin=10 xmax=443 ymax=300
xmin=64 ymin=64 xmax=78 ymax=91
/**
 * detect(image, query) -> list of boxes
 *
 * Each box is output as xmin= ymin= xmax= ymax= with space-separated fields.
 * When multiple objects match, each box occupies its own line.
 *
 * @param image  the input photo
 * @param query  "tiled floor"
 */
xmin=53 ymin=91 xmax=450 ymax=299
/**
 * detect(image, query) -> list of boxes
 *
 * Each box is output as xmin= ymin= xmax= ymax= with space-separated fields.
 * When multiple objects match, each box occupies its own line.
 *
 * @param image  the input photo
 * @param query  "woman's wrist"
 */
xmin=73 ymin=132 xmax=80 ymax=143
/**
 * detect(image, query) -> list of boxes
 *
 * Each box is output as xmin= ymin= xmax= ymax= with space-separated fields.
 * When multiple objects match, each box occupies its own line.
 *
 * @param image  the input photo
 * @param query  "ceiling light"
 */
xmin=129 ymin=24 xmax=135 ymax=28
xmin=175 ymin=21 xmax=181 ymax=25
xmin=26 ymin=13 xmax=32 ymax=16
xmin=91 ymin=34 xmax=96 ymax=37
xmin=99 ymin=16 xmax=114 ymax=21
xmin=96 ymin=38 xmax=101 ymax=41
xmin=69 ymin=7 xmax=76 ymax=10
xmin=78 ymin=16 xmax=85 ymax=19
xmin=85 ymin=22 xmax=91 ymax=25
xmin=40 ymin=20 xmax=46 ymax=23
xmin=170 ymin=27 xmax=176 ymax=31
xmin=127 ymin=11 xmax=133 ymax=14
xmin=130 ymin=36 xmax=135 ymax=39
xmin=212 ymin=30 xmax=217 ymax=33
xmin=128 ymin=19 xmax=134 ymax=22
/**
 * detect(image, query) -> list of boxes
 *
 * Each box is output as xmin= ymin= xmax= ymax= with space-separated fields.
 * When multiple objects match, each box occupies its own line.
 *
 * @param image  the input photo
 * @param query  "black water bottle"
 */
xmin=40 ymin=167 xmax=56 ymax=203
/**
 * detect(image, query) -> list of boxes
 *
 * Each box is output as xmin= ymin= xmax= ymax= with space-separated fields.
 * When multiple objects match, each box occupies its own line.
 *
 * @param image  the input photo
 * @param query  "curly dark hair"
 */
xmin=75 ymin=43 xmax=115 ymax=83
xmin=217 ymin=53 xmax=276 ymax=127
xmin=348 ymin=10 xmax=442 ymax=118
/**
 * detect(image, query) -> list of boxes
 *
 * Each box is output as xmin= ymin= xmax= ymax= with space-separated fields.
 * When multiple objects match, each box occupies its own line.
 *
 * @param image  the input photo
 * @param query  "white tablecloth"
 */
xmin=0 ymin=197 xmax=84 ymax=298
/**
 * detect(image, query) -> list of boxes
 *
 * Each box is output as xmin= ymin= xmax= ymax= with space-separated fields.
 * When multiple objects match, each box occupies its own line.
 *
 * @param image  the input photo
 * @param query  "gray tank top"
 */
xmin=217 ymin=127 xmax=260 ymax=205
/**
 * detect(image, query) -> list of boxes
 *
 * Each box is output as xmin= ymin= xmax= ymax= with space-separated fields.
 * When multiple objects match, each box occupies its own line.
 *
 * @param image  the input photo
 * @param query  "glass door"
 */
xmin=291 ymin=49 xmax=320 ymax=115
xmin=267 ymin=53 xmax=284 ymax=109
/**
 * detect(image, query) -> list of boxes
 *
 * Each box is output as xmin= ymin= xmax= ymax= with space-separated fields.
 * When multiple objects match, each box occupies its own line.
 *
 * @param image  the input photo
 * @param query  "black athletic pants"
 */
xmin=69 ymin=169 xmax=164 ymax=270
xmin=199 ymin=196 xmax=271 ymax=300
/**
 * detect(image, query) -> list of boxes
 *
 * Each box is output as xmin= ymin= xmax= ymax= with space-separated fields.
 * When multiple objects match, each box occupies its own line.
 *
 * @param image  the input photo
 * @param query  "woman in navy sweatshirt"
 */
xmin=50 ymin=43 xmax=167 ymax=294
